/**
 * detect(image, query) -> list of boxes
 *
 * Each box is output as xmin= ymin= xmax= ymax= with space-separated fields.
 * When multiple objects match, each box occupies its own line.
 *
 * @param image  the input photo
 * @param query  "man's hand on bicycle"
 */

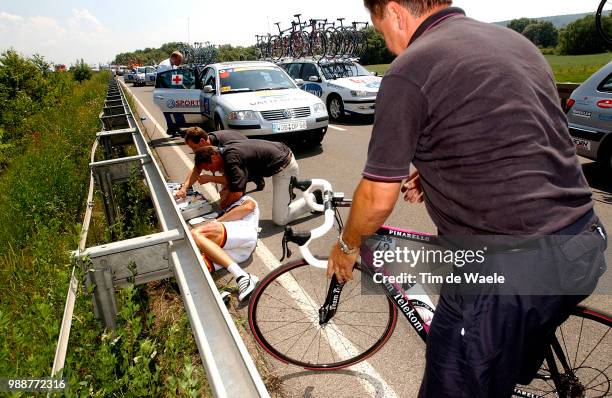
xmin=327 ymin=243 xmax=359 ymax=283
xmin=402 ymin=170 xmax=424 ymax=203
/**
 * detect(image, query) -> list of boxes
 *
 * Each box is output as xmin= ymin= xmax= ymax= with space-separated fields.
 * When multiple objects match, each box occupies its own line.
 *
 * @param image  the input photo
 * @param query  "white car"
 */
xmin=153 ymin=66 xmax=204 ymax=135
xmin=279 ymin=59 xmax=382 ymax=121
xmin=154 ymin=61 xmax=329 ymax=145
xmin=133 ymin=66 xmax=157 ymax=87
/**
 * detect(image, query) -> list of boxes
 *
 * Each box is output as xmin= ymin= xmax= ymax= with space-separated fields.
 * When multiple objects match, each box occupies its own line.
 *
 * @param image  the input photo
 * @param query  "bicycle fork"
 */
xmin=319 ymin=274 xmax=346 ymax=325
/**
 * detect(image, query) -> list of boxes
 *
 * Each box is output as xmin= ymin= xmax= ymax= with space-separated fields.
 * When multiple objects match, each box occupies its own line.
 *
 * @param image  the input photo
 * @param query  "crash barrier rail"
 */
xmin=557 ymin=83 xmax=580 ymax=112
xmin=256 ymin=14 xmax=369 ymax=61
xmin=50 ymin=78 xmax=270 ymax=397
xmin=181 ymin=41 xmax=219 ymax=66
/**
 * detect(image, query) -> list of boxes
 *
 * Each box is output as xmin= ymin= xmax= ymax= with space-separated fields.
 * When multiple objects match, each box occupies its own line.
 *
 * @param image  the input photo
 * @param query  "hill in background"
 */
xmin=494 ymin=12 xmax=593 ymax=28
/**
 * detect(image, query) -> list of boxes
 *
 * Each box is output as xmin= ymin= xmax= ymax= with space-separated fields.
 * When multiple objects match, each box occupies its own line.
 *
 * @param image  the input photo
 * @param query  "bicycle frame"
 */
xmin=322 ymin=225 xmax=438 ymax=342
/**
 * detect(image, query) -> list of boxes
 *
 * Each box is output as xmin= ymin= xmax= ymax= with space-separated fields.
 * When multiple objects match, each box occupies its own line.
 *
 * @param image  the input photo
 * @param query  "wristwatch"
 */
xmin=337 ymin=235 xmax=359 ymax=255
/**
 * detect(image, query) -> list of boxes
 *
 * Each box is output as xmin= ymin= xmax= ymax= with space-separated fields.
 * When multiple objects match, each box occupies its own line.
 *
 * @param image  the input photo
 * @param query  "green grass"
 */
xmin=365 ymin=52 xmax=612 ymax=83
xmin=545 ymin=53 xmax=612 ymax=82
xmin=0 ymin=70 xmax=212 ymax=396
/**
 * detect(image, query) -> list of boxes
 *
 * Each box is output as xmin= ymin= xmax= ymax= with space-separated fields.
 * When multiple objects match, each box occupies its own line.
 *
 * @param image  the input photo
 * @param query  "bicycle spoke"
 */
xmin=584 ymin=362 xmax=612 ymax=390
xmin=262 ymin=290 xmax=312 ymax=313
xmin=333 ymin=318 xmax=386 ymax=340
xmin=301 ymin=327 xmax=323 ymax=362
xmin=577 ymin=328 xmax=610 ymax=369
xmin=573 ymin=316 xmax=585 ymax=369
xmin=275 ymin=323 xmax=319 ymax=352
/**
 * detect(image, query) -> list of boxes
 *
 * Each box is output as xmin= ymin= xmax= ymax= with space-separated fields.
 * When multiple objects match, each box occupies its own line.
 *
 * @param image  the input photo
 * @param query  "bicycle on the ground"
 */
xmin=249 ymin=178 xmax=611 ymax=397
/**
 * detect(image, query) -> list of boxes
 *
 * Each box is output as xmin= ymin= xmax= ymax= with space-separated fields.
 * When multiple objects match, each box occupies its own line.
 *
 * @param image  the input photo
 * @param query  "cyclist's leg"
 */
xmin=271 ymin=155 xmax=313 ymax=225
xmin=191 ymin=228 xmax=233 ymax=269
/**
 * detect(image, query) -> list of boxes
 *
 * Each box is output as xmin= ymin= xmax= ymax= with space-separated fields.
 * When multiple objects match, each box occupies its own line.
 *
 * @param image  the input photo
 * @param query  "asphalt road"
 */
xmin=122 ymin=79 xmax=611 ymax=398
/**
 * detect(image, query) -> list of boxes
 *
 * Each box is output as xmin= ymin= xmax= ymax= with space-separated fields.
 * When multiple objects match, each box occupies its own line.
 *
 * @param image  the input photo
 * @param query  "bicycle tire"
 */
xmin=517 ymin=306 xmax=612 ymax=398
xmin=249 ymin=258 xmax=398 ymax=370
xmin=597 ymin=0 xmax=612 ymax=45
xmin=309 ymin=30 xmax=327 ymax=60
xmin=270 ymin=36 xmax=286 ymax=62
xmin=291 ymin=31 xmax=309 ymax=59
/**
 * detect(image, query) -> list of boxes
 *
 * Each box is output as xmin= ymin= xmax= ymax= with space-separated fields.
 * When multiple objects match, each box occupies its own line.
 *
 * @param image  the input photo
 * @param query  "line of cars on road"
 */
xmin=121 ymin=54 xmax=612 ymax=168
xmin=145 ymin=58 xmax=382 ymax=145
xmin=124 ymin=66 xmax=158 ymax=87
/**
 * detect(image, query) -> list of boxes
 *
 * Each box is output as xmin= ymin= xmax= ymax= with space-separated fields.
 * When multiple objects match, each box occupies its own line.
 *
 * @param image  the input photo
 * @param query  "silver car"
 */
xmin=199 ymin=61 xmax=329 ymax=145
xmin=133 ymin=66 xmax=157 ymax=87
xmin=567 ymin=61 xmax=612 ymax=168
xmin=124 ymin=68 xmax=137 ymax=84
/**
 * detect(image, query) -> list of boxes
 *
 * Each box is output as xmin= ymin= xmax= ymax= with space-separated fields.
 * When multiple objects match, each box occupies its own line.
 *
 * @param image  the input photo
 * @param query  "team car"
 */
xmin=132 ymin=66 xmax=157 ymax=87
xmin=153 ymin=66 xmax=205 ymax=135
xmin=153 ymin=61 xmax=329 ymax=145
xmin=566 ymin=61 xmax=612 ymax=168
xmin=278 ymin=58 xmax=382 ymax=121
xmin=124 ymin=68 xmax=137 ymax=84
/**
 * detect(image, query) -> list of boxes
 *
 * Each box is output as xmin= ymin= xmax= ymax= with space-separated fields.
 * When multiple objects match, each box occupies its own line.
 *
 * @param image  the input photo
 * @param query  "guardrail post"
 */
xmin=89 ymin=266 xmax=118 ymax=329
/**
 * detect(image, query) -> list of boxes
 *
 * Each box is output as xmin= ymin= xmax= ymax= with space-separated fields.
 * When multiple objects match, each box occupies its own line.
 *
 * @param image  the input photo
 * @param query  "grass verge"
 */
xmin=366 ymin=52 xmax=612 ymax=83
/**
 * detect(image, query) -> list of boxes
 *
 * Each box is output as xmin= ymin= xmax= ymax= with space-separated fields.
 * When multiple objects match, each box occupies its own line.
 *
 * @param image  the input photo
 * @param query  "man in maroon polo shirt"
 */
xmin=326 ymin=1 xmax=607 ymax=397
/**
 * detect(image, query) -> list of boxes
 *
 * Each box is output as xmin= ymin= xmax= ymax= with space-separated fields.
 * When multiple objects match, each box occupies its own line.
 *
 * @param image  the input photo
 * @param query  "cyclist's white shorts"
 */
xmin=204 ymin=221 xmax=258 ymax=272
xmin=221 ymin=221 xmax=258 ymax=263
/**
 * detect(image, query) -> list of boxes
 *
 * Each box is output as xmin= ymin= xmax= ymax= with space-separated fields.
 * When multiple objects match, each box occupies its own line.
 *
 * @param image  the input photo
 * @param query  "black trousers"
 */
xmin=418 ymin=210 xmax=607 ymax=398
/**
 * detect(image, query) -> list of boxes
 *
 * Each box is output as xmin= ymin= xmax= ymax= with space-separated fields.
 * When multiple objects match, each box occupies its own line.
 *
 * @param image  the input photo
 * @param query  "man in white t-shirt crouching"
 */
xmin=190 ymin=195 xmax=259 ymax=301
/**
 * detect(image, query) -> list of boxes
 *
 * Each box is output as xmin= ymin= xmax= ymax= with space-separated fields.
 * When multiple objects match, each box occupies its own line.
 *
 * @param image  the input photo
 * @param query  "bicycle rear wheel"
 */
xmin=517 ymin=306 xmax=612 ymax=397
xmin=248 ymin=259 xmax=398 ymax=370
xmin=597 ymin=0 xmax=612 ymax=45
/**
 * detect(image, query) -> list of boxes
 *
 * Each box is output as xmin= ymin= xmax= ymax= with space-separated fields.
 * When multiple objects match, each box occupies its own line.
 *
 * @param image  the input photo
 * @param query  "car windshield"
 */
xmin=137 ymin=67 xmax=146 ymax=73
xmin=219 ymin=67 xmax=296 ymax=94
xmin=320 ymin=62 xmax=371 ymax=80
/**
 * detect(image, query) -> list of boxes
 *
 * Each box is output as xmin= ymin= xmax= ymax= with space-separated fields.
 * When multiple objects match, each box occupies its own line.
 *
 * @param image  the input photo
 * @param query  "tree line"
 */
xmin=115 ymin=13 xmax=611 ymax=68
xmin=506 ymin=14 xmax=611 ymax=55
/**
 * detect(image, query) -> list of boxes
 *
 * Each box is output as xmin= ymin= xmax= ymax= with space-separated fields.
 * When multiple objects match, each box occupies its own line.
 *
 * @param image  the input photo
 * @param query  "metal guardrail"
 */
xmin=51 ymin=78 xmax=270 ymax=397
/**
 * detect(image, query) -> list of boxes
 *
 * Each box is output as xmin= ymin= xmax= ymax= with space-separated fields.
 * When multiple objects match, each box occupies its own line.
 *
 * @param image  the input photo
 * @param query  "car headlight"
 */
xmin=350 ymin=90 xmax=376 ymax=97
xmin=227 ymin=110 xmax=258 ymax=121
xmin=313 ymin=103 xmax=326 ymax=113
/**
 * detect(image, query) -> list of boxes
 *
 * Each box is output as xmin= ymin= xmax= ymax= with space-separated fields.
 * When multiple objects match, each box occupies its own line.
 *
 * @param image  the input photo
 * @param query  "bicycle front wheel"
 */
xmin=518 ymin=306 xmax=612 ymax=397
xmin=248 ymin=259 xmax=398 ymax=370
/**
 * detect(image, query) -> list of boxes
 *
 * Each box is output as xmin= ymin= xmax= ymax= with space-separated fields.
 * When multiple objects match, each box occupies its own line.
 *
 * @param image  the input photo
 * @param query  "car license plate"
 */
xmin=572 ymin=137 xmax=591 ymax=151
xmin=272 ymin=120 xmax=307 ymax=133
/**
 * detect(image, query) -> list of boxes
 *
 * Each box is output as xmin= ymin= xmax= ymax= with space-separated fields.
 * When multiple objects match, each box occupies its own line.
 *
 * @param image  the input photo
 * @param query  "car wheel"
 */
xmin=327 ymin=95 xmax=344 ymax=122
xmin=214 ymin=115 xmax=224 ymax=131
xmin=597 ymin=140 xmax=612 ymax=169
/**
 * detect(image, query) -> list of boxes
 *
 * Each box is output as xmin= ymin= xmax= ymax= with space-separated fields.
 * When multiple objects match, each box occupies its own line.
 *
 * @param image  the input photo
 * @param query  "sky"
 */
xmin=0 ymin=0 xmax=600 ymax=65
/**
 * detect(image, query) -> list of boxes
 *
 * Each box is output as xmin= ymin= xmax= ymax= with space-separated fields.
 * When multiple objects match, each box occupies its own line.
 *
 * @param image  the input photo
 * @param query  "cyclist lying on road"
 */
xmin=190 ymin=195 xmax=259 ymax=301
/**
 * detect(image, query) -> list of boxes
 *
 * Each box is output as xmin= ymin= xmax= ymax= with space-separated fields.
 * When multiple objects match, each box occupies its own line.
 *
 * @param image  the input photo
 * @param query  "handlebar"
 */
xmin=284 ymin=178 xmax=336 ymax=269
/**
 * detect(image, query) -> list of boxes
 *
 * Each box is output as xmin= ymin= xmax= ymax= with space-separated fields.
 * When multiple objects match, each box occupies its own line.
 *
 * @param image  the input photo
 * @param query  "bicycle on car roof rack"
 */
xmin=256 ymin=15 xmax=369 ymax=62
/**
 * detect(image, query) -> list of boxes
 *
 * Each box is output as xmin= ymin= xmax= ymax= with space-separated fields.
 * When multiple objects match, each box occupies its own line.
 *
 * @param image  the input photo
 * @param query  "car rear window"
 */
xmin=597 ymin=73 xmax=612 ymax=93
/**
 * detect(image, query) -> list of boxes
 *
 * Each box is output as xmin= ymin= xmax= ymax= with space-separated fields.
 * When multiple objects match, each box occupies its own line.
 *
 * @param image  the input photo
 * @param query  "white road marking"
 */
xmin=328 ymin=125 xmax=347 ymax=131
xmin=122 ymin=81 xmax=400 ymax=398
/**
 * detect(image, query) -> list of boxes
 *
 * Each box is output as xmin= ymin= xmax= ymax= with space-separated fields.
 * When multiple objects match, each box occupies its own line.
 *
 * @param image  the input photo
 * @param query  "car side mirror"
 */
xmin=371 ymin=71 xmax=378 ymax=76
xmin=294 ymin=78 xmax=304 ymax=86
xmin=203 ymin=85 xmax=214 ymax=93
xmin=309 ymin=76 xmax=320 ymax=82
